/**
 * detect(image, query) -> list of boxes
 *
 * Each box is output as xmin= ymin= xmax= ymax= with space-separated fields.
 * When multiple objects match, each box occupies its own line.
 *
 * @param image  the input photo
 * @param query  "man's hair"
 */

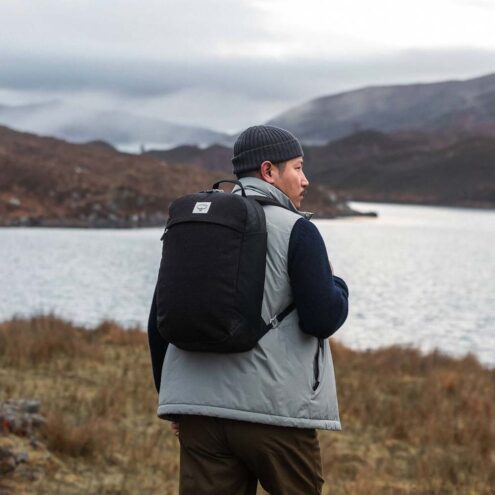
xmin=235 ymin=161 xmax=287 ymax=180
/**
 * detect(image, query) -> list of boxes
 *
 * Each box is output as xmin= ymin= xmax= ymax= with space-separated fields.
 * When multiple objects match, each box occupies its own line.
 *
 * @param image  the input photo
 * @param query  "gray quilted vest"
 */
xmin=157 ymin=177 xmax=341 ymax=430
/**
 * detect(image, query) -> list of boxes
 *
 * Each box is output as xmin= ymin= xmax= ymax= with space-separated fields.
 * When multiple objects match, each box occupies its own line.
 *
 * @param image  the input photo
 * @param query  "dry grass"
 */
xmin=0 ymin=316 xmax=494 ymax=494
xmin=0 ymin=315 xmax=178 ymax=495
xmin=322 ymin=342 xmax=495 ymax=494
xmin=41 ymin=412 xmax=113 ymax=459
xmin=0 ymin=315 xmax=100 ymax=366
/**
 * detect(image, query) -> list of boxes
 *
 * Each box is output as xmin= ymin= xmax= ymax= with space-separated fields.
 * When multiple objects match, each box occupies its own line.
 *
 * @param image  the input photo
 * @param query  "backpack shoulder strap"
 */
xmin=249 ymin=194 xmax=296 ymax=334
xmin=254 ymin=302 xmax=296 ymax=342
xmin=265 ymin=302 xmax=296 ymax=331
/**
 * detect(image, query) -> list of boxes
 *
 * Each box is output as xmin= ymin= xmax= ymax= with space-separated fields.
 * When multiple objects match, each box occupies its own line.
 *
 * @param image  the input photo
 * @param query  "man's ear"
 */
xmin=260 ymin=161 xmax=275 ymax=183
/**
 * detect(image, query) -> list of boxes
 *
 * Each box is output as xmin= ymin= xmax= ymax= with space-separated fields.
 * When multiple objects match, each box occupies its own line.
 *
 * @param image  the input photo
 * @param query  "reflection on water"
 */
xmin=1 ymin=202 xmax=494 ymax=366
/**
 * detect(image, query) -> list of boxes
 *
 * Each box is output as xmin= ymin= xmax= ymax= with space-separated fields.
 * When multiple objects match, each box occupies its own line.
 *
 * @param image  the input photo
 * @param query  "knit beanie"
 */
xmin=232 ymin=125 xmax=304 ymax=175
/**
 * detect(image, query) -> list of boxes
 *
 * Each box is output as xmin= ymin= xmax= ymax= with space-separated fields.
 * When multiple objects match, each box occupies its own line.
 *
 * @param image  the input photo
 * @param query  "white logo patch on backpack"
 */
xmin=192 ymin=202 xmax=211 ymax=214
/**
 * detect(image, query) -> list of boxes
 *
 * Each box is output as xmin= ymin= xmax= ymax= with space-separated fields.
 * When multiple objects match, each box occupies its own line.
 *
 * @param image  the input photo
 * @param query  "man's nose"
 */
xmin=302 ymin=173 xmax=309 ymax=187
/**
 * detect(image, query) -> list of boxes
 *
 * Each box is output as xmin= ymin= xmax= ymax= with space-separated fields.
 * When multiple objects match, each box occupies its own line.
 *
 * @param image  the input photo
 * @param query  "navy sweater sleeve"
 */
xmin=147 ymin=286 xmax=168 ymax=393
xmin=288 ymin=218 xmax=349 ymax=339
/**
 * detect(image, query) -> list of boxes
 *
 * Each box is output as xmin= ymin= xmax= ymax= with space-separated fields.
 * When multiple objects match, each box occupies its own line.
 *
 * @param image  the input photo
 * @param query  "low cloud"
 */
xmin=1 ymin=48 xmax=494 ymax=131
xmin=2 ymin=48 xmax=495 ymax=96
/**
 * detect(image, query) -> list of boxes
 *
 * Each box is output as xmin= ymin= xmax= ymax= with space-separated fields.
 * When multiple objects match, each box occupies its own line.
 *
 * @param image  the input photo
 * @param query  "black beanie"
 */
xmin=232 ymin=125 xmax=304 ymax=175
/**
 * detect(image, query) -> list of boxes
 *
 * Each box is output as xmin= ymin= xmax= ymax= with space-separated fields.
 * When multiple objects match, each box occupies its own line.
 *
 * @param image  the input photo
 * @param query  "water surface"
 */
xmin=1 ymin=202 xmax=494 ymax=366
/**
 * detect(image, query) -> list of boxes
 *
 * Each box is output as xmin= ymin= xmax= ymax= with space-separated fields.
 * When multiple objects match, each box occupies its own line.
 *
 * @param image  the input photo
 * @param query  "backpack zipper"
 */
xmin=312 ymin=338 xmax=324 ymax=391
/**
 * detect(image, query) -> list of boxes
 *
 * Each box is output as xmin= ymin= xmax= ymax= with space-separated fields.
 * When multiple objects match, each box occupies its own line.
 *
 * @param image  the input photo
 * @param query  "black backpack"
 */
xmin=156 ymin=180 xmax=295 ymax=353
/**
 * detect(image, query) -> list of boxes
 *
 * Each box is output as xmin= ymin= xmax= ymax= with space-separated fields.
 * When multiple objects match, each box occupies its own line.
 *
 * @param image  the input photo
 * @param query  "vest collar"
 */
xmin=233 ymin=177 xmax=313 ymax=220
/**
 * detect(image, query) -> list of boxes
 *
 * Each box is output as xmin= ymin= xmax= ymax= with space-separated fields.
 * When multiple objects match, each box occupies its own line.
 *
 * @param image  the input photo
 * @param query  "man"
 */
xmin=147 ymin=125 xmax=349 ymax=495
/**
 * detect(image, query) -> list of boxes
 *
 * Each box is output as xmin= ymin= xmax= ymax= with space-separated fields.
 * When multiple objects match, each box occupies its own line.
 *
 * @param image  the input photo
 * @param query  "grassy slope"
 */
xmin=0 ymin=316 xmax=494 ymax=495
xmin=0 ymin=125 xmax=354 ymax=226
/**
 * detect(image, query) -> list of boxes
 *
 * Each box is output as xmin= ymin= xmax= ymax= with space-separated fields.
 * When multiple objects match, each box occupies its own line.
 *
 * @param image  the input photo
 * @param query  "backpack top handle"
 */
xmin=212 ymin=180 xmax=247 ymax=197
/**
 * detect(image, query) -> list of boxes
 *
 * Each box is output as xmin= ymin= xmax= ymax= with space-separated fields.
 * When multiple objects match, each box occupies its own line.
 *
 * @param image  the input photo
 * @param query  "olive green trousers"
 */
xmin=178 ymin=415 xmax=324 ymax=495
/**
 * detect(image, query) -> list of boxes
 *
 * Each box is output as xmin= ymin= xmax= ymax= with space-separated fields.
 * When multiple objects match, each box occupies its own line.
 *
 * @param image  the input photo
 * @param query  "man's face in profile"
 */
xmin=270 ymin=157 xmax=309 ymax=209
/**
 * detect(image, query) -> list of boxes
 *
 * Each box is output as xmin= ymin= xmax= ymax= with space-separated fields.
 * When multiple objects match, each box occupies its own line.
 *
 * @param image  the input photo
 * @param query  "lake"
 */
xmin=1 ymin=202 xmax=494 ymax=366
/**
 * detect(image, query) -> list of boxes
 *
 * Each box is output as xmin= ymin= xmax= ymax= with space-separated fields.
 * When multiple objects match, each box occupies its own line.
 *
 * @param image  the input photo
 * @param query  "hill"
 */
xmin=304 ymin=130 xmax=495 ymax=208
xmin=145 ymin=144 xmax=233 ymax=173
xmin=268 ymin=72 xmax=495 ymax=144
xmin=146 ymin=131 xmax=495 ymax=208
xmin=0 ymin=316 xmax=493 ymax=494
xmin=0 ymin=126 xmax=358 ymax=227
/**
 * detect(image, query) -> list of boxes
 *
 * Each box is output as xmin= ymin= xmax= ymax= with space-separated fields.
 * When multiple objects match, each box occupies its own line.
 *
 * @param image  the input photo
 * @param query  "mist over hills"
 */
xmin=2 ymin=72 xmax=495 ymax=151
xmin=0 ymin=101 xmax=233 ymax=152
xmin=268 ymin=73 xmax=495 ymax=144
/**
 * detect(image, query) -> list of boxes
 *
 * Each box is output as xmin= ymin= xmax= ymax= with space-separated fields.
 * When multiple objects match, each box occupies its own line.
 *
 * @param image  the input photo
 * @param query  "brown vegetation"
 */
xmin=1 ymin=316 xmax=494 ymax=494
xmin=326 ymin=343 xmax=495 ymax=494
xmin=305 ymin=130 xmax=495 ymax=208
xmin=149 ymin=130 xmax=495 ymax=209
xmin=131 ymin=130 xmax=495 ymax=210
xmin=0 ymin=125 xmax=356 ymax=227
xmin=0 ymin=125 xmax=223 ymax=227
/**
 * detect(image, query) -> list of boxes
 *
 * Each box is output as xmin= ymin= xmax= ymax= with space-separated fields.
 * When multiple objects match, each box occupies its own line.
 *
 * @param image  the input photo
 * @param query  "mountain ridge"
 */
xmin=268 ymin=72 xmax=495 ymax=144
xmin=3 ymin=72 xmax=495 ymax=150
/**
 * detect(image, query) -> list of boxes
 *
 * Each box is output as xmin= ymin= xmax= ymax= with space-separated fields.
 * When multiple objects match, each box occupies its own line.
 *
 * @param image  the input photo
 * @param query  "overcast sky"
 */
xmin=1 ymin=0 xmax=495 ymax=132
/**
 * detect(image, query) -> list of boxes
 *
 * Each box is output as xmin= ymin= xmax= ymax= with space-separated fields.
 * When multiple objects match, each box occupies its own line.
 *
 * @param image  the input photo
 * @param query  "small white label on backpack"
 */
xmin=192 ymin=202 xmax=211 ymax=214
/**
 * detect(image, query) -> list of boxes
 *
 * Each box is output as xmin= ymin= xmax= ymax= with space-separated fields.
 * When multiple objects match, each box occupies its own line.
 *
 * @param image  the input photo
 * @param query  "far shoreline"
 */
xmin=3 ymin=197 xmax=495 ymax=228
xmin=0 ymin=206 xmax=378 ymax=228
